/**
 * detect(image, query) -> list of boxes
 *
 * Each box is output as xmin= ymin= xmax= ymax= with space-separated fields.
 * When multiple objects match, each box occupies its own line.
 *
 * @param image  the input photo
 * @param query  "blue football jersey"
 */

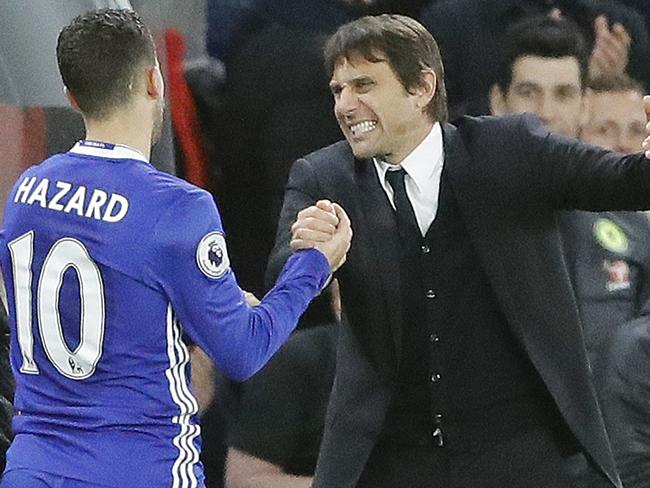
xmin=0 ymin=141 xmax=329 ymax=487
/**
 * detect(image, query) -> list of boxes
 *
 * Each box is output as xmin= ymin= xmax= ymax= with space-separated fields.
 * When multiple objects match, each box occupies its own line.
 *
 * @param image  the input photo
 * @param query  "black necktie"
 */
xmin=385 ymin=168 xmax=419 ymax=236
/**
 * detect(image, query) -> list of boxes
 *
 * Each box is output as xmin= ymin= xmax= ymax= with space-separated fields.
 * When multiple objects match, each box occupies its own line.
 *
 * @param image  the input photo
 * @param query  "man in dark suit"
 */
xmin=268 ymin=14 xmax=650 ymax=488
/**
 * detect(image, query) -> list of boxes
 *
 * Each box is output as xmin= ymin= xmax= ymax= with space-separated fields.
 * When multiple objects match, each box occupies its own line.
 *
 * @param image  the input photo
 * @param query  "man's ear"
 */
xmin=417 ymin=69 xmax=437 ymax=108
xmin=146 ymin=65 xmax=164 ymax=99
xmin=64 ymin=86 xmax=81 ymax=112
xmin=489 ymin=84 xmax=507 ymax=116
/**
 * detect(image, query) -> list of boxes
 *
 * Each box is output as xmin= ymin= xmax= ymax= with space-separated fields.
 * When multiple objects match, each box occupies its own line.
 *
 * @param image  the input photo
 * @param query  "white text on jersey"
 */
xmin=14 ymin=176 xmax=129 ymax=223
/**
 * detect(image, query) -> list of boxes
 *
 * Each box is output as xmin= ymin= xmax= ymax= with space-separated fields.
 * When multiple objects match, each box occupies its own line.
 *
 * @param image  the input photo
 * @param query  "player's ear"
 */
xmin=145 ymin=64 xmax=164 ymax=100
xmin=64 ymin=86 xmax=81 ymax=112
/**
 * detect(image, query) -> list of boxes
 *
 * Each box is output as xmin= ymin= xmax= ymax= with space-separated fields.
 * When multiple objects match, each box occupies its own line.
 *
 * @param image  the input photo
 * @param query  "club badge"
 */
xmin=196 ymin=231 xmax=230 ymax=279
xmin=593 ymin=218 xmax=628 ymax=254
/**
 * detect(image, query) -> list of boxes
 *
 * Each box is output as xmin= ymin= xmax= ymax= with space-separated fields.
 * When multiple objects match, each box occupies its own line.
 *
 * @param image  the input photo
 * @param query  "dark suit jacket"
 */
xmin=267 ymin=113 xmax=649 ymax=487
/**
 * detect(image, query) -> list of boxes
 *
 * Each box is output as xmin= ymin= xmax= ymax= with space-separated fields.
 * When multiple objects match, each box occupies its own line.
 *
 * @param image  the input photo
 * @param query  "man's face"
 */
xmin=581 ymin=89 xmax=646 ymax=153
xmin=491 ymin=56 xmax=584 ymax=137
xmin=329 ymin=53 xmax=432 ymax=164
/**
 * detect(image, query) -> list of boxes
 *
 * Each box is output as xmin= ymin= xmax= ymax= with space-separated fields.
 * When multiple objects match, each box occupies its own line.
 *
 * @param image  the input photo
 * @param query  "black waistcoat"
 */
xmin=381 ymin=171 xmax=566 ymax=451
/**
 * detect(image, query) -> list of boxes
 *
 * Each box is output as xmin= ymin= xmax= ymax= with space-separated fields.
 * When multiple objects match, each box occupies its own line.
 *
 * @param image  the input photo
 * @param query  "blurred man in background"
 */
xmin=581 ymin=74 xmax=647 ymax=153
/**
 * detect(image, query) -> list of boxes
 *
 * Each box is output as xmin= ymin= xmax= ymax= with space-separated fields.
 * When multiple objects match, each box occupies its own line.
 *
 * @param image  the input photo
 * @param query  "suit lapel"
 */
xmin=354 ymin=159 xmax=404 ymax=360
xmin=442 ymin=122 xmax=563 ymax=350
xmin=442 ymin=122 xmax=534 ymax=346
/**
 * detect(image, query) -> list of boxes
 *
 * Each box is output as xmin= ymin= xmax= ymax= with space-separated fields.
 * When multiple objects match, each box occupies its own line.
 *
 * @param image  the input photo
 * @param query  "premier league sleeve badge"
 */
xmin=196 ymin=231 xmax=230 ymax=279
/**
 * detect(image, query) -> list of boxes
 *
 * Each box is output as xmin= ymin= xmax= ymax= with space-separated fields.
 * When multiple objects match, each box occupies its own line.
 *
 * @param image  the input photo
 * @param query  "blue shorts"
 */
xmin=1 ymin=468 xmax=208 ymax=488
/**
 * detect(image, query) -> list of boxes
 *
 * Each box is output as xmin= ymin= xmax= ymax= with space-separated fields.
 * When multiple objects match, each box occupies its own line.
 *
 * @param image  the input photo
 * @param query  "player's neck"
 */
xmin=84 ymin=112 xmax=153 ymax=160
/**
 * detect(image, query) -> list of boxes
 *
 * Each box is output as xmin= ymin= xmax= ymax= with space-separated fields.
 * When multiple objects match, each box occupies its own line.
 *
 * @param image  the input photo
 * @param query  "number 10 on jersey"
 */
xmin=8 ymin=231 xmax=106 ymax=380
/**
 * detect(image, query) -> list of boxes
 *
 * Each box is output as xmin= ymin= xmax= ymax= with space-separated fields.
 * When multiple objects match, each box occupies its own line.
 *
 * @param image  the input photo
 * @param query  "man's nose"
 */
xmin=538 ymin=95 xmax=558 ymax=122
xmin=615 ymin=134 xmax=631 ymax=153
xmin=336 ymin=88 xmax=359 ymax=115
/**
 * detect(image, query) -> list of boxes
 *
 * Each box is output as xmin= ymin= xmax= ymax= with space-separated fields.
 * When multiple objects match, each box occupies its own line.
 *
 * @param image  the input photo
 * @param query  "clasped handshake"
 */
xmin=290 ymin=200 xmax=353 ymax=273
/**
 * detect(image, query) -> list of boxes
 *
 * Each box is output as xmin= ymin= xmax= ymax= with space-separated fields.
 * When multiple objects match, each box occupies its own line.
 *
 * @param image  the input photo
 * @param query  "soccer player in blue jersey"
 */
xmin=0 ymin=8 xmax=351 ymax=488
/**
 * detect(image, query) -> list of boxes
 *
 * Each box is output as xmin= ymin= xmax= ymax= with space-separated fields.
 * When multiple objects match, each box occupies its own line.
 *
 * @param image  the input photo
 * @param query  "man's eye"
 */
xmin=597 ymin=126 xmax=615 ymax=136
xmin=356 ymin=80 xmax=374 ymax=92
xmin=556 ymin=89 xmax=578 ymax=101
xmin=630 ymin=124 xmax=646 ymax=137
xmin=515 ymin=87 xmax=537 ymax=99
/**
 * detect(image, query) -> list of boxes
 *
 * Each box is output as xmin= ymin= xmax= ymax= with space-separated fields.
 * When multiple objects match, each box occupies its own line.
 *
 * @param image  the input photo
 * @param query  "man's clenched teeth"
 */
xmin=350 ymin=120 xmax=377 ymax=135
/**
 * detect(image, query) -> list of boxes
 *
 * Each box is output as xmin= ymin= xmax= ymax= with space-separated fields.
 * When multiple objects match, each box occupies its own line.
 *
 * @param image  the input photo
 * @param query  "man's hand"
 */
xmin=643 ymin=96 xmax=650 ymax=159
xmin=290 ymin=200 xmax=352 ymax=273
xmin=589 ymin=16 xmax=631 ymax=78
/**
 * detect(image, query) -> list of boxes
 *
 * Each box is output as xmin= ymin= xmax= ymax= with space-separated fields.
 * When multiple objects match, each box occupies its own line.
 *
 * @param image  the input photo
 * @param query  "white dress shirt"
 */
xmin=374 ymin=123 xmax=445 ymax=236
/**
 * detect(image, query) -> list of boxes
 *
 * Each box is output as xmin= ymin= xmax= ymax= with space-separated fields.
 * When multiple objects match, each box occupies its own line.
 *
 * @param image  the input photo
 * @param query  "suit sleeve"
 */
xmin=519 ymin=115 xmax=650 ymax=211
xmin=266 ymin=158 xmax=321 ymax=286
xmin=146 ymin=190 xmax=330 ymax=381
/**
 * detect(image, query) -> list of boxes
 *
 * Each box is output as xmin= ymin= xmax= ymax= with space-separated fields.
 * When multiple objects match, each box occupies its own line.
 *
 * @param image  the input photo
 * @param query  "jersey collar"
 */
xmin=69 ymin=140 xmax=149 ymax=164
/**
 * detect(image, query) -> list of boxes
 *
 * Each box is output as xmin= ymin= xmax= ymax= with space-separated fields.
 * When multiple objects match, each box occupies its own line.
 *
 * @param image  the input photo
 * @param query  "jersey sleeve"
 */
xmin=145 ymin=190 xmax=330 ymax=381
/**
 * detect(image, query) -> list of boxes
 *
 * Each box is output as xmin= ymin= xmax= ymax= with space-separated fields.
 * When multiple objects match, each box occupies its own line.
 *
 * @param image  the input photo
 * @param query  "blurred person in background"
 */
xmin=421 ymin=0 xmax=649 ymax=117
xmin=597 ymin=313 xmax=650 ymax=488
xmin=489 ymin=15 xmax=588 ymax=138
xmin=578 ymin=73 xmax=650 ymax=488
xmin=581 ymin=73 xmax=647 ymax=153
xmin=206 ymin=0 xmax=430 ymax=64
xmin=490 ymin=16 xmax=650 ymax=373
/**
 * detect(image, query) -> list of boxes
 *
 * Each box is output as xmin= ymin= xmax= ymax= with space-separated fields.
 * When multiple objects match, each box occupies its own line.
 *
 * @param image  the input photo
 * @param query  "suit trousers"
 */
xmin=356 ymin=426 xmax=586 ymax=488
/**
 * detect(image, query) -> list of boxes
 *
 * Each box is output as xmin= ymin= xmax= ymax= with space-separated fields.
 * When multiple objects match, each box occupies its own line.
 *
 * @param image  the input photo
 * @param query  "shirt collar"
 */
xmin=374 ymin=122 xmax=444 ymax=191
xmin=69 ymin=140 xmax=149 ymax=164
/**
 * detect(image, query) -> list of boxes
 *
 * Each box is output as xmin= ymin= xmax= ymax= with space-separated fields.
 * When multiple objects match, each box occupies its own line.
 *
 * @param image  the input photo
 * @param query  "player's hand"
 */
xmin=314 ymin=203 xmax=352 ymax=272
xmin=589 ymin=16 xmax=631 ymax=78
xmin=290 ymin=200 xmax=339 ymax=245
xmin=243 ymin=291 xmax=260 ymax=306
xmin=643 ymin=96 xmax=650 ymax=159
xmin=291 ymin=201 xmax=352 ymax=272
